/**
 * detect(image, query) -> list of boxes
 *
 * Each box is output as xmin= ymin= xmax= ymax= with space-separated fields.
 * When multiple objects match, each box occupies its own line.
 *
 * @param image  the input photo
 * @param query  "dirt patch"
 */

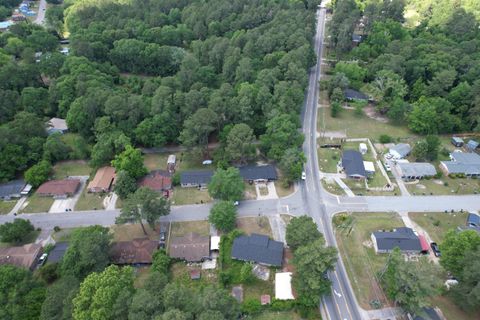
xmin=433 ymin=179 xmax=444 ymax=185
xmin=364 ymin=106 xmax=389 ymax=123
xmin=416 ymin=184 xmax=426 ymax=189
xmin=321 ymin=131 xmax=347 ymax=139
xmin=362 ymin=240 xmax=373 ymax=248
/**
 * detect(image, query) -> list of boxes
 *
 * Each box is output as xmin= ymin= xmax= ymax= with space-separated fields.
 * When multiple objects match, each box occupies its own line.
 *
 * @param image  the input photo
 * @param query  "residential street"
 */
xmin=33 ymin=0 xmax=47 ymax=25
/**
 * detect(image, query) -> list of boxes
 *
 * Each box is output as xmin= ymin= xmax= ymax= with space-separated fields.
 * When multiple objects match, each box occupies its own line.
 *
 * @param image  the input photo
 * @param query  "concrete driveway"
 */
xmin=49 ymin=176 xmax=88 ymax=213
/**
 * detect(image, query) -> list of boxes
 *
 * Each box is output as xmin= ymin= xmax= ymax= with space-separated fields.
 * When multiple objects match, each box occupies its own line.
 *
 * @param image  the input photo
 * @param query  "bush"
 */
xmin=433 ymin=220 xmax=441 ymax=227
xmin=219 ymin=270 xmax=232 ymax=287
xmin=151 ymin=249 xmax=171 ymax=274
xmin=38 ymin=263 xmax=59 ymax=283
xmin=379 ymin=134 xmax=393 ymax=144
xmin=240 ymin=263 xmax=253 ymax=283
xmin=434 ymin=172 xmax=443 ymax=179
xmin=444 ymin=182 xmax=449 ymax=186
xmin=241 ymin=298 xmax=262 ymax=314
xmin=440 ymin=147 xmax=450 ymax=157
xmin=44 ymin=243 xmax=55 ymax=254
xmin=331 ymin=101 xmax=341 ymax=118
xmin=53 ymin=226 xmax=61 ymax=232
xmin=172 ymin=172 xmax=180 ymax=186
xmin=271 ymin=299 xmax=294 ymax=311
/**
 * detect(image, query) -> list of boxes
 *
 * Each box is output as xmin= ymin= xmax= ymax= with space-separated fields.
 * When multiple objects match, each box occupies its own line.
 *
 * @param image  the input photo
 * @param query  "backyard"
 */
xmin=408 ymin=212 xmax=468 ymax=243
xmin=52 ymin=160 xmax=92 ymax=179
xmin=334 ymin=212 xmax=403 ymax=309
xmin=20 ymin=193 xmax=54 ymax=213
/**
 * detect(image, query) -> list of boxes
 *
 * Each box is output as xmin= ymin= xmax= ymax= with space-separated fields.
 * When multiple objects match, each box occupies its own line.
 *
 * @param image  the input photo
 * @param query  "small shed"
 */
xmin=275 ymin=272 xmax=294 ymax=300
xmin=363 ymin=161 xmax=375 ymax=176
xmin=359 ymin=143 xmax=368 ymax=155
xmin=451 ymin=137 xmax=464 ymax=147
xmin=46 ymin=117 xmax=68 ymax=135
xmin=261 ymin=295 xmax=271 ymax=305
xmin=466 ymin=140 xmax=479 ymax=152
xmin=231 ymin=286 xmax=243 ymax=303
xmin=190 ymin=269 xmax=201 ymax=280
xmin=467 ymin=213 xmax=480 ymax=228
xmin=167 ymin=155 xmax=176 ymax=173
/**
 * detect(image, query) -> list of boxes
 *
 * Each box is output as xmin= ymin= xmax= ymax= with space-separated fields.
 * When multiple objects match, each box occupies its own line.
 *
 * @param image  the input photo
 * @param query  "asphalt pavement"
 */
xmin=34 ymin=0 xmax=47 ymax=25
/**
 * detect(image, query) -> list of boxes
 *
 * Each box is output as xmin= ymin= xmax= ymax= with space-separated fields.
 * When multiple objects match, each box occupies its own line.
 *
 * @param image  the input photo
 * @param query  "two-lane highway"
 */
xmin=300 ymin=6 xmax=363 ymax=320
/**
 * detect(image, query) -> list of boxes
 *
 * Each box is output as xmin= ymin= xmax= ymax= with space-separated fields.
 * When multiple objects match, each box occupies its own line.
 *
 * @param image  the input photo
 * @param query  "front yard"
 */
xmin=20 ymin=194 xmax=54 ymax=213
xmin=171 ymin=188 xmax=212 ymax=205
xmin=74 ymin=188 xmax=106 ymax=211
xmin=236 ymin=217 xmax=272 ymax=237
xmin=408 ymin=212 xmax=468 ymax=244
xmin=317 ymin=145 xmax=341 ymax=173
xmin=334 ymin=212 xmax=403 ymax=309
xmin=0 ymin=200 xmax=16 ymax=214
xmin=111 ymin=224 xmax=160 ymax=242
xmin=407 ymin=177 xmax=480 ymax=196
xmin=170 ymin=220 xmax=209 ymax=238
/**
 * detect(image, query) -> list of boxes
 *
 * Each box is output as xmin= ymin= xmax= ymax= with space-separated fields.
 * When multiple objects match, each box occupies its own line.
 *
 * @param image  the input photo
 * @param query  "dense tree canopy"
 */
xmin=286 ymin=216 xmax=322 ymax=250
xmin=208 ymin=167 xmax=244 ymax=201
xmin=208 ymin=200 xmax=237 ymax=232
xmin=0 ymin=218 xmax=34 ymax=243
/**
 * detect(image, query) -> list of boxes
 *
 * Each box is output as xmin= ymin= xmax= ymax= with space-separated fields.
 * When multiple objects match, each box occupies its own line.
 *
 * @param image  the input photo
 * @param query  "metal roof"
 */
xmin=398 ymin=162 xmax=437 ymax=177
xmin=180 ymin=170 xmax=214 ymax=185
xmin=373 ymin=227 xmax=422 ymax=251
xmin=237 ymin=164 xmax=277 ymax=181
xmin=466 ymin=140 xmax=479 ymax=150
xmin=441 ymin=152 xmax=480 ymax=175
xmin=231 ymin=234 xmax=284 ymax=266
xmin=389 ymin=143 xmax=411 ymax=158
xmin=342 ymin=150 xmax=366 ymax=178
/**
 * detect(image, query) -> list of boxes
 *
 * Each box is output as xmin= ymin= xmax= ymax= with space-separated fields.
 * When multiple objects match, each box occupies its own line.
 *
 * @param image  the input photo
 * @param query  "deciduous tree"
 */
xmin=286 ymin=216 xmax=322 ymax=250
xmin=208 ymin=201 xmax=237 ymax=232
xmin=111 ymin=145 xmax=147 ymax=180
xmin=0 ymin=218 xmax=34 ymax=243
xmin=208 ymin=167 xmax=244 ymax=201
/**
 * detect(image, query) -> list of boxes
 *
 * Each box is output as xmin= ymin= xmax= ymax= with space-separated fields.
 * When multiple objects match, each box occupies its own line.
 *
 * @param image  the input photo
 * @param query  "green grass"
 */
xmin=317 ymin=146 xmax=341 ymax=173
xmin=428 ymin=295 xmax=480 ymax=320
xmin=52 ymin=227 xmax=83 ymax=242
xmin=171 ymin=188 xmax=212 ymax=205
xmin=74 ymin=188 xmax=105 ymax=211
xmin=321 ymin=179 xmax=345 ymax=195
xmin=170 ymin=221 xmax=209 ymax=238
xmin=60 ymin=133 xmax=92 ymax=158
xmin=334 ymin=212 xmax=404 ymax=309
xmin=408 ymin=212 xmax=468 ymax=243
xmin=143 ymin=153 xmax=170 ymax=171
xmin=407 ymin=177 xmax=480 ymax=196
xmin=236 ymin=217 xmax=272 ymax=237
xmin=243 ymin=277 xmax=274 ymax=301
xmin=0 ymin=201 xmax=16 ymax=214
xmin=134 ymin=266 xmax=151 ymax=288
xmin=111 ymin=224 xmax=160 ymax=242
xmin=52 ymin=160 xmax=92 ymax=179
xmin=274 ymin=181 xmax=294 ymax=198
xmin=318 ymin=107 xmax=414 ymax=142
xmin=20 ymin=194 xmax=54 ymax=213
xmin=251 ymin=311 xmax=302 ymax=320
xmin=171 ymin=262 xmax=217 ymax=288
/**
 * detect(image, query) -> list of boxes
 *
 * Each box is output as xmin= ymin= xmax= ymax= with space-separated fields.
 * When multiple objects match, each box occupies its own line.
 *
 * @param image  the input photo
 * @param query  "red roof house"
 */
xmin=138 ymin=170 xmax=172 ymax=193
xmin=37 ymin=179 xmax=80 ymax=198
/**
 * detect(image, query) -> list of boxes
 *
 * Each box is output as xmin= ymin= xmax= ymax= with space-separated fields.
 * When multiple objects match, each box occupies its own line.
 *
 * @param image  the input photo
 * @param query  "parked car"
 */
xmin=38 ymin=253 xmax=48 ymax=266
xmin=384 ymin=163 xmax=391 ymax=172
xmin=233 ymin=201 xmax=239 ymax=206
xmin=430 ymin=242 xmax=441 ymax=257
xmin=301 ymin=171 xmax=306 ymax=180
xmin=159 ymin=232 xmax=166 ymax=242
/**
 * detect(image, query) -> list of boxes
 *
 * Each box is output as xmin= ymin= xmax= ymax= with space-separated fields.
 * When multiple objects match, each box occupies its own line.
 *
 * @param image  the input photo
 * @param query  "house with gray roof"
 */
xmin=180 ymin=170 xmax=214 ymax=188
xmin=389 ymin=143 xmax=411 ymax=159
xmin=0 ymin=180 xmax=27 ymax=200
xmin=371 ymin=227 xmax=424 ymax=254
xmin=238 ymin=164 xmax=277 ymax=182
xmin=466 ymin=140 xmax=479 ymax=152
xmin=397 ymin=163 xmax=437 ymax=181
xmin=344 ymin=88 xmax=368 ymax=101
xmin=341 ymin=150 xmax=366 ymax=179
xmin=440 ymin=151 xmax=480 ymax=177
xmin=231 ymin=234 xmax=284 ymax=267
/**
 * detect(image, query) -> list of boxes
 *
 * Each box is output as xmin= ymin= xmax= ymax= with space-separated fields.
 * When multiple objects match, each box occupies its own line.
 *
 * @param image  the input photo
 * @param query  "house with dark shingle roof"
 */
xmin=344 ymin=88 xmax=369 ymax=101
xmin=180 ymin=170 xmax=214 ymax=188
xmin=238 ymin=164 xmax=278 ymax=182
xmin=371 ymin=227 xmax=423 ymax=254
xmin=341 ymin=150 xmax=366 ymax=179
xmin=231 ymin=233 xmax=284 ymax=267
xmin=440 ymin=151 xmax=480 ymax=177
xmin=0 ymin=180 xmax=27 ymax=200
xmin=110 ymin=238 xmax=159 ymax=265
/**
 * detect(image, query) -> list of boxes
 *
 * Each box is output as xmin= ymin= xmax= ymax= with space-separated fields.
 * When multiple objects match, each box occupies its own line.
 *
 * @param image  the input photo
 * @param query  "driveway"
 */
xmin=268 ymin=214 xmax=286 ymax=243
xmin=390 ymin=161 xmax=411 ymax=196
xmin=33 ymin=0 xmax=47 ymax=25
xmin=255 ymin=182 xmax=278 ymax=200
xmin=48 ymin=176 xmax=88 ymax=213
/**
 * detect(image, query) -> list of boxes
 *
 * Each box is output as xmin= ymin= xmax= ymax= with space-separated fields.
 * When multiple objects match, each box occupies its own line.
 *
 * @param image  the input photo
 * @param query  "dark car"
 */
xmin=430 ymin=242 xmax=441 ymax=257
xmin=159 ymin=232 xmax=166 ymax=242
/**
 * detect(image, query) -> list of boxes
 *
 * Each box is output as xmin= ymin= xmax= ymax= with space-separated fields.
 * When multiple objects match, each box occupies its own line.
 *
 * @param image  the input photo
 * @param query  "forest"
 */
xmin=0 ymin=0 xmax=321 ymax=182
xmin=327 ymin=0 xmax=480 ymax=134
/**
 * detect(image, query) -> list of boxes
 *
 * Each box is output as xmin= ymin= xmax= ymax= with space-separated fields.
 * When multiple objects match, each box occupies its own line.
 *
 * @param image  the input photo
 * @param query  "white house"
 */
xmin=389 ymin=143 xmax=411 ymax=159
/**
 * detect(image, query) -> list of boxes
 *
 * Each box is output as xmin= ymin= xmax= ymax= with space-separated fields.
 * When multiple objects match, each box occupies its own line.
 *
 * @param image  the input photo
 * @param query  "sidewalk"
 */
xmin=334 ymin=177 xmax=355 ymax=197
xmin=268 ymin=214 xmax=286 ymax=243
xmin=391 ymin=162 xmax=411 ymax=196
xmin=8 ymin=197 xmax=27 ymax=215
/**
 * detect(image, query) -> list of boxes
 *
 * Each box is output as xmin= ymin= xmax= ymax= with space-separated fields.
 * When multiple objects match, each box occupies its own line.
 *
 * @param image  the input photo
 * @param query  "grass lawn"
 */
xmin=343 ymin=178 xmax=393 ymax=196
xmin=143 ymin=153 xmax=170 ymax=171
xmin=236 ymin=217 xmax=272 ymax=237
xmin=74 ymin=188 xmax=105 ymax=211
xmin=171 ymin=262 xmax=217 ymax=287
xmin=111 ymin=224 xmax=160 ymax=242
xmin=408 ymin=212 xmax=468 ymax=243
xmin=407 ymin=177 xmax=480 ymax=196
xmin=244 ymin=182 xmax=257 ymax=200
xmin=334 ymin=212 xmax=404 ymax=309
xmin=171 ymin=188 xmax=212 ymax=205
xmin=52 ymin=160 xmax=92 ymax=179
xmin=317 ymin=146 xmax=341 ymax=173
xmin=251 ymin=311 xmax=302 ymax=320
xmin=20 ymin=194 xmax=54 ymax=213
xmin=170 ymin=220 xmax=209 ymax=238
xmin=0 ymin=200 xmax=16 ymax=214
xmin=428 ymin=295 xmax=480 ymax=320
xmin=61 ymin=133 xmax=92 ymax=157
xmin=51 ymin=227 xmax=83 ymax=242
xmin=243 ymin=277 xmax=274 ymax=301
xmin=318 ymin=107 xmax=413 ymax=142
xmin=321 ymin=178 xmax=345 ymax=195
xmin=176 ymin=152 xmax=208 ymax=171
xmin=274 ymin=181 xmax=294 ymax=198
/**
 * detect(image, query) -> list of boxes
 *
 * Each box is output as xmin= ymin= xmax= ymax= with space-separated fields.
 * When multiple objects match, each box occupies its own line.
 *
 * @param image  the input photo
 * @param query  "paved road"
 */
xmin=33 ymin=0 xmax=47 ymax=25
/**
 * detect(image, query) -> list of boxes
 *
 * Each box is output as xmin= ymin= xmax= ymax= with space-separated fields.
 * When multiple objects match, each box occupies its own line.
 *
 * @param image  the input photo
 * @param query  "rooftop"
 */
xmin=275 ymin=272 xmax=294 ymax=300
xmin=180 ymin=170 xmax=214 ymax=185
xmin=344 ymin=88 xmax=368 ymax=100
xmin=342 ymin=150 xmax=366 ymax=178
xmin=231 ymin=233 xmax=284 ymax=266
xmin=0 ymin=243 xmax=42 ymax=269
xmin=373 ymin=227 xmax=422 ymax=252
xmin=47 ymin=117 xmax=68 ymax=131
xmin=441 ymin=152 xmax=480 ymax=175
xmin=87 ymin=166 xmax=116 ymax=192
xmin=169 ymin=232 xmax=210 ymax=262
xmin=110 ymin=238 xmax=159 ymax=264
xmin=467 ymin=213 xmax=480 ymax=227
xmin=389 ymin=143 xmax=411 ymax=157
xmin=138 ymin=170 xmax=172 ymax=191
xmin=0 ymin=179 xmax=26 ymax=198
xmin=237 ymin=164 xmax=278 ymax=181
xmin=37 ymin=179 xmax=80 ymax=196
xmin=398 ymin=162 xmax=437 ymax=177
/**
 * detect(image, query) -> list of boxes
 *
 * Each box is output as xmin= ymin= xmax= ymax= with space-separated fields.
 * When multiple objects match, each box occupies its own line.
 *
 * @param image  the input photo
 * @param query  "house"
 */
xmin=359 ymin=143 xmax=368 ymax=155
xmin=0 ymin=20 xmax=13 ymax=31
xmin=46 ymin=117 xmax=68 ymax=135
xmin=36 ymin=179 xmax=80 ymax=198
xmin=110 ymin=238 xmax=159 ymax=265
xmin=389 ymin=143 xmax=411 ymax=159
xmin=275 ymin=272 xmax=294 ymax=300
xmin=466 ymin=140 xmax=479 ymax=152
xmin=180 ymin=170 xmax=214 ymax=188
xmin=451 ymin=137 xmax=464 ymax=147
xmin=371 ymin=227 xmax=427 ymax=254
xmin=87 ymin=166 xmax=116 ymax=193
xmin=138 ymin=170 xmax=172 ymax=195
xmin=47 ymin=242 xmax=68 ymax=264
xmin=169 ymin=232 xmax=210 ymax=262
xmin=231 ymin=233 xmax=284 ymax=267
xmin=344 ymin=88 xmax=369 ymax=101
xmin=0 ymin=179 xmax=27 ymax=200
xmin=397 ymin=163 xmax=437 ymax=181
xmin=238 ymin=164 xmax=278 ymax=183
xmin=341 ymin=150 xmax=366 ymax=179
xmin=0 ymin=243 xmax=43 ymax=270
xmin=440 ymin=151 xmax=480 ymax=177
xmin=363 ymin=161 xmax=375 ymax=177
xmin=167 ymin=155 xmax=176 ymax=173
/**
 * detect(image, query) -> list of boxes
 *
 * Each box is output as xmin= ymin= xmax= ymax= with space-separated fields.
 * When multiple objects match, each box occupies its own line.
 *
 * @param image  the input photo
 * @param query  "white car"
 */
xmin=38 ymin=253 xmax=48 ymax=266
xmin=233 ymin=201 xmax=239 ymax=206
xmin=202 ymin=160 xmax=212 ymax=165
xmin=301 ymin=171 xmax=306 ymax=180
xmin=384 ymin=163 xmax=391 ymax=172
